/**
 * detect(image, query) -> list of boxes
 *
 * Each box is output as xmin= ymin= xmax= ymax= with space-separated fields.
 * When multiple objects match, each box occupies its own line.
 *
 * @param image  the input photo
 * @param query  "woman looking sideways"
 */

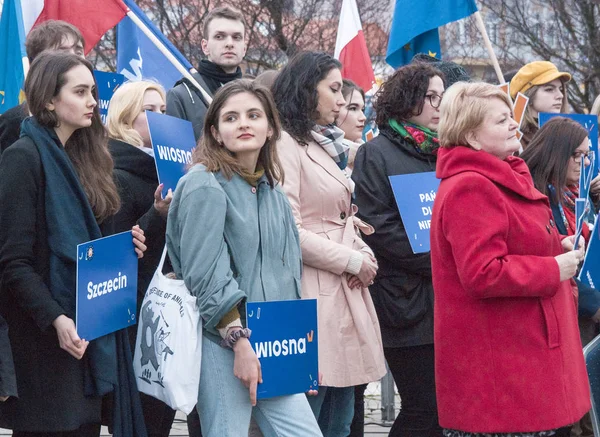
xmin=272 ymin=52 xmax=386 ymax=437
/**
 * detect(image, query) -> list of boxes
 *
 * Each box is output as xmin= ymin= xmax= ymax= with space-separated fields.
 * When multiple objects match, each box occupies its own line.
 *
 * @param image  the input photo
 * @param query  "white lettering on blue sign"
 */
xmin=99 ymin=99 xmax=110 ymax=110
xmin=156 ymin=144 xmax=193 ymax=164
xmin=587 ymin=271 xmax=595 ymax=289
xmin=418 ymin=220 xmax=431 ymax=230
xmin=87 ymin=272 xmax=128 ymax=300
xmin=255 ymin=338 xmax=307 ymax=359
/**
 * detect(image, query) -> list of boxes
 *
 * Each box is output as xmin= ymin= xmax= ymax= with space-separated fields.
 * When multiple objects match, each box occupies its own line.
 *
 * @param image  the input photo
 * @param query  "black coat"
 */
xmin=352 ymin=127 xmax=436 ymax=348
xmin=109 ymin=139 xmax=166 ymax=314
xmin=0 ymin=103 xmax=27 ymax=155
xmin=0 ymin=137 xmax=105 ymax=431
xmin=0 ymin=315 xmax=17 ymax=399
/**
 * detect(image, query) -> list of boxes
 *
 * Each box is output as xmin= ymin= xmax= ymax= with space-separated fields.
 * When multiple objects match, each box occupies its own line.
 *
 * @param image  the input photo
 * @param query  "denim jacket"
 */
xmin=166 ymin=164 xmax=302 ymax=343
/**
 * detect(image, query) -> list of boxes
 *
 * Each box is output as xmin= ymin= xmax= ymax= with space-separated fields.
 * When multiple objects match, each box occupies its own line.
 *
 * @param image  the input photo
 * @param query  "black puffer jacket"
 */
xmin=352 ymin=126 xmax=436 ymax=348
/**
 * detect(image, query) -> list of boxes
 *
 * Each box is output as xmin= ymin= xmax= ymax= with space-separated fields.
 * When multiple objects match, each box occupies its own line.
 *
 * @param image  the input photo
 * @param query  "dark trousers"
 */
xmin=349 ymin=384 xmax=368 ymax=437
xmin=12 ymin=423 xmax=101 ymax=437
xmin=385 ymin=344 xmax=442 ymax=437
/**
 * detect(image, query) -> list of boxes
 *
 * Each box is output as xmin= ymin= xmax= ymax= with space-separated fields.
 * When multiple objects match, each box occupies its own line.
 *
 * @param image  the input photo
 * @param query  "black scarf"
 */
xmin=19 ymin=118 xmax=147 ymax=437
xmin=197 ymin=59 xmax=242 ymax=94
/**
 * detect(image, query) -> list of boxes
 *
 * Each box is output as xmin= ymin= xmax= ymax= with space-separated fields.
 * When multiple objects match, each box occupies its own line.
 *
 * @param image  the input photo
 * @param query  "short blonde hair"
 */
xmin=438 ymin=82 xmax=513 ymax=147
xmin=106 ymin=80 xmax=166 ymax=147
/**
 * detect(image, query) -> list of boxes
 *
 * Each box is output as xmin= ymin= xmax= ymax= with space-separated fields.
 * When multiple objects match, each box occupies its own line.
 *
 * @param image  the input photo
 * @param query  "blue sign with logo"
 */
xmin=147 ymin=111 xmax=196 ymax=196
xmin=389 ymin=172 xmax=440 ymax=254
xmin=539 ymin=113 xmax=599 ymax=178
xmin=76 ymin=231 xmax=138 ymax=341
xmin=93 ymin=70 xmax=125 ymax=125
xmin=579 ymin=219 xmax=600 ymax=289
xmin=246 ymin=299 xmax=318 ymax=399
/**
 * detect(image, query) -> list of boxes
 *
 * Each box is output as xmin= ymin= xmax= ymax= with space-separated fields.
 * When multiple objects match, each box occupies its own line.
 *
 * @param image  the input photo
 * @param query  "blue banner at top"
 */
xmin=93 ymin=70 xmax=125 ymax=125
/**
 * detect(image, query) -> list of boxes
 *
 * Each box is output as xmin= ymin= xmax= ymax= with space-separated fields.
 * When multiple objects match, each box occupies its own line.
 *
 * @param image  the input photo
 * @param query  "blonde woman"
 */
xmin=509 ymin=61 xmax=571 ymax=148
xmin=106 ymin=80 xmax=176 ymax=437
xmin=431 ymin=81 xmax=588 ymax=436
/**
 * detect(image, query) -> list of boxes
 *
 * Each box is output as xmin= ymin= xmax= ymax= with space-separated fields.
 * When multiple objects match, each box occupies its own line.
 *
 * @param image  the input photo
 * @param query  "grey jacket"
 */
xmin=166 ymin=72 xmax=211 ymax=141
xmin=166 ymin=165 xmax=302 ymax=343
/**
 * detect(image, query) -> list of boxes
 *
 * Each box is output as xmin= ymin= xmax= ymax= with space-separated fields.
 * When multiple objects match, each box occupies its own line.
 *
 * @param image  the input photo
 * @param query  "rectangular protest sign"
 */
xmin=389 ymin=172 xmax=440 ymax=254
xmin=579 ymin=219 xmax=600 ymax=288
xmin=246 ymin=299 xmax=318 ymax=399
xmin=93 ymin=70 xmax=125 ymax=125
xmin=76 ymin=231 xmax=138 ymax=341
xmin=147 ymin=111 xmax=196 ymax=196
xmin=540 ymin=113 xmax=599 ymax=177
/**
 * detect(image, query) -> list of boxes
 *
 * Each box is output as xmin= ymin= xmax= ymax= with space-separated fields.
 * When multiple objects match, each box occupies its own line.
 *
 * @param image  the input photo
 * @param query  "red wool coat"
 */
xmin=430 ymin=146 xmax=590 ymax=433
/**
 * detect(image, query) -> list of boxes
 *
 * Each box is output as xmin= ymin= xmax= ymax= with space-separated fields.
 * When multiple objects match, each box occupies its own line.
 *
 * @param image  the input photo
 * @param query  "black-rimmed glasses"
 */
xmin=425 ymin=93 xmax=443 ymax=109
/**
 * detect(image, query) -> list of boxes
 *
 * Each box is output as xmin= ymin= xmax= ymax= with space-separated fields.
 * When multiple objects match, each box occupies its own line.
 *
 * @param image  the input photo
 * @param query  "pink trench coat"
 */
xmin=277 ymin=131 xmax=386 ymax=387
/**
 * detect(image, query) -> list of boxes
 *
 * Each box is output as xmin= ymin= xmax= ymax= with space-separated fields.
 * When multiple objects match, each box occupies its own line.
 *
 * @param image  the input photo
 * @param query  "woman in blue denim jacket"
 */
xmin=166 ymin=79 xmax=322 ymax=437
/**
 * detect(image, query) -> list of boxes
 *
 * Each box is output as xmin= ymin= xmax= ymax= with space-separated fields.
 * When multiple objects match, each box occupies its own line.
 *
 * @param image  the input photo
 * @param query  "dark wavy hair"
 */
xmin=374 ymin=63 xmax=445 ymax=126
xmin=520 ymin=117 xmax=588 ymax=204
xmin=25 ymin=51 xmax=120 ymax=222
xmin=272 ymin=52 xmax=342 ymax=143
xmin=193 ymin=79 xmax=283 ymax=187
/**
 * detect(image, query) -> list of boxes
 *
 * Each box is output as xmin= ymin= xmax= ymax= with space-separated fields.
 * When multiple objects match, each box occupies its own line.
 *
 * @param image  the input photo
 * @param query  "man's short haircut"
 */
xmin=25 ymin=20 xmax=85 ymax=62
xmin=202 ymin=5 xmax=246 ymax=38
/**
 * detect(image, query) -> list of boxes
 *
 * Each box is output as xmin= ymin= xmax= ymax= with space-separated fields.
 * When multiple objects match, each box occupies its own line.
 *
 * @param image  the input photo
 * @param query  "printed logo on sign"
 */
xmin=254 ymin=330 xmax=314 ymax=359
xmin=86 ymin=245 xmax=94 ymax=261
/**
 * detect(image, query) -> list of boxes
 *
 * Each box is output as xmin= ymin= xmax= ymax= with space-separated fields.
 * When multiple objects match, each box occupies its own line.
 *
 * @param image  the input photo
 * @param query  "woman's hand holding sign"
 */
xmin=52 ymin=315 xmax=89 ymax=359
xmin=233 ymin=333 xmax=263 ymax=406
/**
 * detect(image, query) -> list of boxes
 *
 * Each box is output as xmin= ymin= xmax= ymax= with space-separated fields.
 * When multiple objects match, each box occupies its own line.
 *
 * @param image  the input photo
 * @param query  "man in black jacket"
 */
xmin=166 ymin=5 xmax=246 ymax=141
xmin=0 ymin=20 xmax=85 ymax=154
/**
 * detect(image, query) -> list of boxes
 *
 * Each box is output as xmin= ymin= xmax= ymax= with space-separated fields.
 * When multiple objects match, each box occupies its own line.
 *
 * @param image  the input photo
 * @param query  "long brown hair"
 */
xmin=192 ymin=79 xmax=283 ymax=187
xmin=25 ymin=51 xmax=120 ymax=222
xmin=520 ymin=117 xmax=588 ymax=204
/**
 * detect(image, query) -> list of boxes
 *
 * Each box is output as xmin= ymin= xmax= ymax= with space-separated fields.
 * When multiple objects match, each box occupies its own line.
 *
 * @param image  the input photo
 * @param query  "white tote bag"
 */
xmin=133 ymin=247 xmax=202 ymax=414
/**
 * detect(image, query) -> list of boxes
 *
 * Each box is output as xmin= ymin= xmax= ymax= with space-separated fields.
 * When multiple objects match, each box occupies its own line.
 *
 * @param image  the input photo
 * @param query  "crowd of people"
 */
xmin=0 ymin=4 xmax=598 ymax=437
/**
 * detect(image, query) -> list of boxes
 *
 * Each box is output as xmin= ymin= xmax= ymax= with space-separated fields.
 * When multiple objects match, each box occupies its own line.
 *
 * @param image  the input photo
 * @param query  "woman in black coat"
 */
xmin=352 ymin=63 xmax=445 ymax=437
xmin=0 ymin=52 xmax=146 ymax=436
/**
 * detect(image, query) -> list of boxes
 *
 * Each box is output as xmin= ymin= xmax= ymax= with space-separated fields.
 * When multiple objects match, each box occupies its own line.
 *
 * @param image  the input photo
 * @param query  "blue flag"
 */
xmin=386 ymin=0 xmax=478 ymax=68
xmin=0 ymin=0 xmax=27 ymax=113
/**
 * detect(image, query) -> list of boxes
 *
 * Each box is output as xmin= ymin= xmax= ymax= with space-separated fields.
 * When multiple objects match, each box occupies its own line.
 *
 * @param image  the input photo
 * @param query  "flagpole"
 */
xmin=473 ymin=11 xmax=505 ymax=84
xmin=125 ymin=10 xmax=213 ymax=104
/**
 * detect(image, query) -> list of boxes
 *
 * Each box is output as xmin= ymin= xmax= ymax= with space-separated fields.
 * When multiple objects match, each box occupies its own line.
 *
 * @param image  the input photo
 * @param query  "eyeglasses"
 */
xmin=425 ymin=93 xmax=443 ymax=109
xmin=572 ymin=150 xmax=591 ymax=163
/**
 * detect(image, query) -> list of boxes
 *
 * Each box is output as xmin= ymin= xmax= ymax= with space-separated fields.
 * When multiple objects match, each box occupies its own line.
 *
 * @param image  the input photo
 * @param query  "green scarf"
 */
xmin=389 ymin=119 xmax=440 ymax=155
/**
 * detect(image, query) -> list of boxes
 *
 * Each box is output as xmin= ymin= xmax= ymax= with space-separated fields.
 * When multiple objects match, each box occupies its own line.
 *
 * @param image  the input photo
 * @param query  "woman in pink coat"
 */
xmin=272 ymin=52 xmax=386 ymax=437
xmin=431 ymin=81 xmax=589 ymax=436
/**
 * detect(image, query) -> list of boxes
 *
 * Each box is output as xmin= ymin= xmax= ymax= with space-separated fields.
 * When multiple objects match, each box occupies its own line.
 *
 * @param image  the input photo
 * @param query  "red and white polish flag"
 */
xmin=334 ymin=0 xmax=375 ymax=92
xmin=22 ymin=0 xmax=128 ymax=55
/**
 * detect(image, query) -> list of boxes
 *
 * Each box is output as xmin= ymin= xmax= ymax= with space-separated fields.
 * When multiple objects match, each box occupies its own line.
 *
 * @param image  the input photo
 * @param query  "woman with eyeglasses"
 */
xmin=521 ymin=119 xmax=600 ymax=436
xmin=352 ymin=63 xmax=446 ymax=437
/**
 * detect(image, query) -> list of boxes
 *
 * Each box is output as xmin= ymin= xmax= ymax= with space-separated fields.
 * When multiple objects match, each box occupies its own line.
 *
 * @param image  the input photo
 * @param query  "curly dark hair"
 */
xmin=272 ymin=52 xmax=342 ymax=143
xmin=375 ymin=63 xmax=445 ymax=126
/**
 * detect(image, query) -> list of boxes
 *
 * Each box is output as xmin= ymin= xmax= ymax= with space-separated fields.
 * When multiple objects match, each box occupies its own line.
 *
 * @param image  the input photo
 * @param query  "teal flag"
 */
xmin=0 ymin=0 xmax=27 ymax=113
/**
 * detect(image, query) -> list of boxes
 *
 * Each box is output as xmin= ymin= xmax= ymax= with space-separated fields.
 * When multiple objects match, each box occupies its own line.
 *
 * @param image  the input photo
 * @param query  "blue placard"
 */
xmin=389 ymin=172 xmax=440 ymax=254
xmin=76 ymin=231 xmax=138 ymax=341
xmin=246 ymin=299 xmax=318 ymax=399
xmin=579 ymin=219 xmax=600 ymax=288
xmin=539 ymin=113 xmax=599 ymax=178
xmin=147 ymin=111 xmax=196 ymax=196
xmin=93 ymin=70 xmax=125 ymax=125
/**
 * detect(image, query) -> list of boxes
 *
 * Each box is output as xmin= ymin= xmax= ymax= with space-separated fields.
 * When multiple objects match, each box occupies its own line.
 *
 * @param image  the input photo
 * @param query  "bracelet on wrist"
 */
xmin=219 ymin=327 xmax=251 ymax=349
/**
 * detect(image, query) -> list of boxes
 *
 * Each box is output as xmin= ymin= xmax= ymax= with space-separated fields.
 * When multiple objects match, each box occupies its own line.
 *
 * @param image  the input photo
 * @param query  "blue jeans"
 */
xmin=197 ymin=336 xmax=323 ymax=437
xmin=308 ymin=386 xmax=355 ymax=437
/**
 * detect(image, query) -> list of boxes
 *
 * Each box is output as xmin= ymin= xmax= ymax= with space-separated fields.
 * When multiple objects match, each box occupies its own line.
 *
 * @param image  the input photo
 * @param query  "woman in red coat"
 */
xmin=430 ymin=81 xmax=590 ymax=436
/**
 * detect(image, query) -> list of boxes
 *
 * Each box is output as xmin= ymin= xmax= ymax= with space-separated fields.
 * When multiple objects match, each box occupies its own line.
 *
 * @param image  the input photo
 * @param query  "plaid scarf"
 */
xmin=311 ymin=124 xmax=349 ymax=170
